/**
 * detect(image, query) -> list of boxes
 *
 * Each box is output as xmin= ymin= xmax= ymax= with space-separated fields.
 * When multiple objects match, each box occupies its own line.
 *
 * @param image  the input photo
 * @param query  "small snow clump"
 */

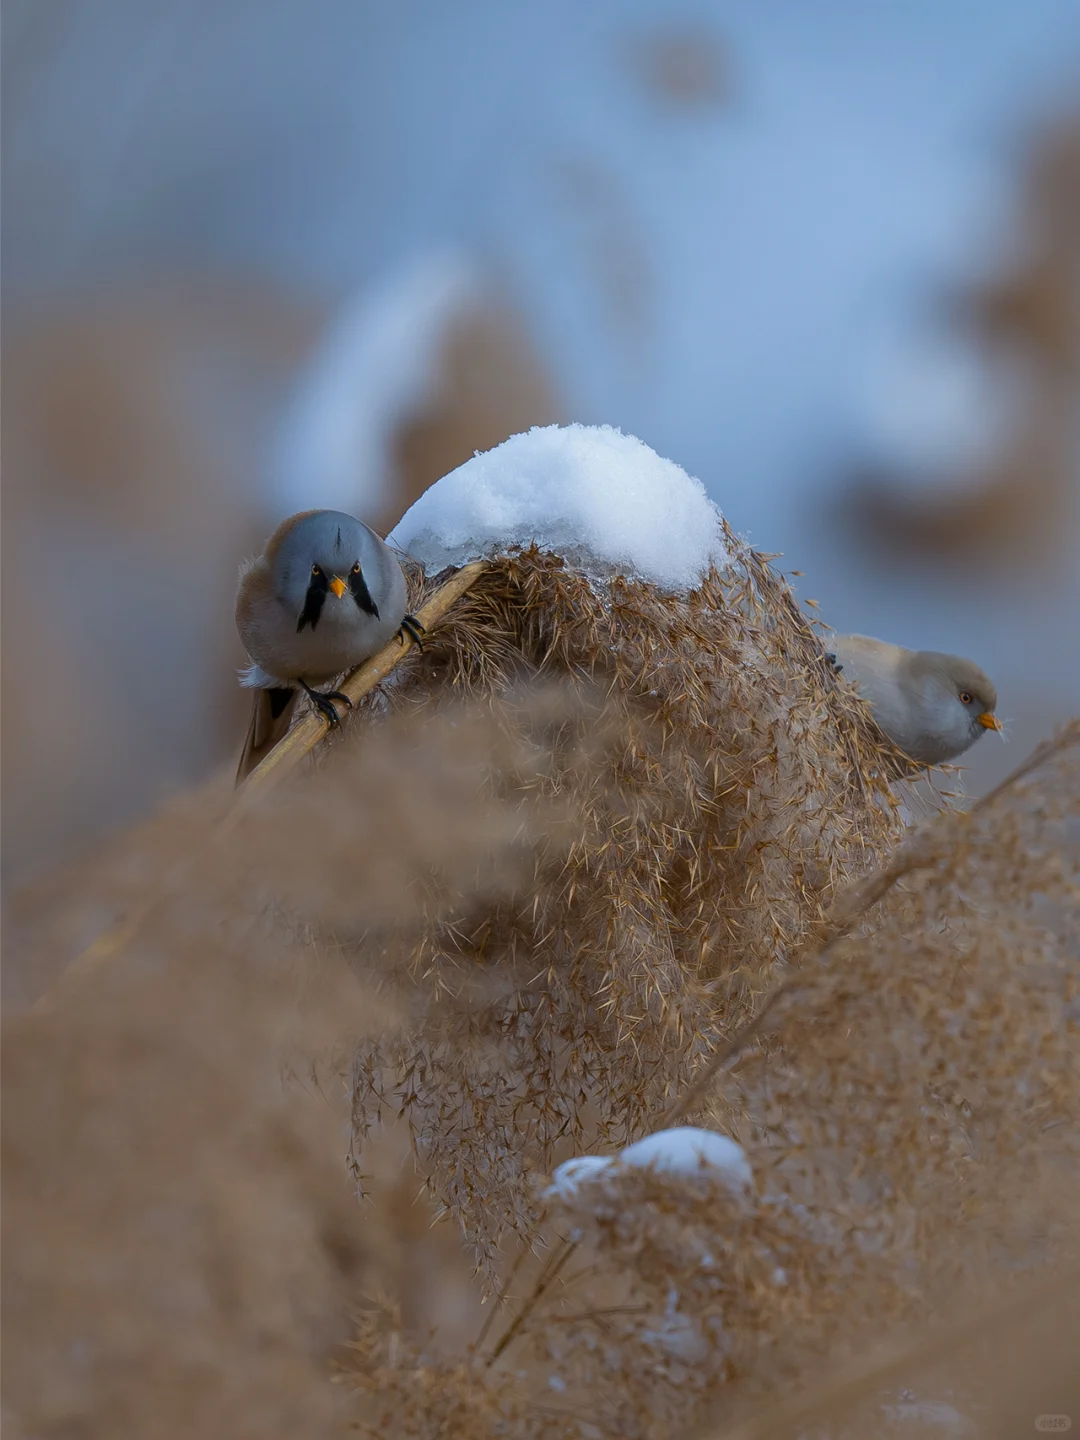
xmin=620 ymin=1127 xmax=753 ymax=1193
xmin=546 ymin=1154 xmax=614 ymax=1200
xmin=389 ymin=423 xmax=727 ymax=593
xmin=546 ymin=1128 xmax=752 ymax=1205
xmin=882 ymin=1399 xmax=975 ymax=1435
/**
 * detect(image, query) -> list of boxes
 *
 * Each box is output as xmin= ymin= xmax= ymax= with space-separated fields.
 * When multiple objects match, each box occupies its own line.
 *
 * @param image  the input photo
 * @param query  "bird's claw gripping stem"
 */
xmin=399 ymin=613 xmax=426 ymax=650
xmin=298 ymin=680 xmax=353 ymax=727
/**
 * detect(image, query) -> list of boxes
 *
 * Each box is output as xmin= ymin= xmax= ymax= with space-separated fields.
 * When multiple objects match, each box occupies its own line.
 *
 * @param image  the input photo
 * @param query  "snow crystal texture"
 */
xmin=389 ymin=424 xmax=727 ymax=593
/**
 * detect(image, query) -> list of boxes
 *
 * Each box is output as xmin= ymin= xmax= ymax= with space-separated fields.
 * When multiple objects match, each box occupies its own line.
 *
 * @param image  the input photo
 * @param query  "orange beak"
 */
xmin=977 ymin=712 xmax=1002 ymax=732
xmin=329 ymin=576 xmax=347 ymax=600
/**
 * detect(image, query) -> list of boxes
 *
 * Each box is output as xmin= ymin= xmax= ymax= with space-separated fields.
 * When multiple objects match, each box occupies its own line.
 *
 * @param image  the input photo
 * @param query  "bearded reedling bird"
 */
xmin=826 ymin=634 xmax=1002 ymax=766
xmin=234 ymin=508 xmax=423 ymax=782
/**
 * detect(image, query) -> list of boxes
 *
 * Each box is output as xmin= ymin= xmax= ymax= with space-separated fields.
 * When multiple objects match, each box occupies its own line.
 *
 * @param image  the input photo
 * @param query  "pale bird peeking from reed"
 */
xmin=827 ymin=634 xmax=1002 ymax=766
xmin=234 ymin=508 xmax=423 ymax=781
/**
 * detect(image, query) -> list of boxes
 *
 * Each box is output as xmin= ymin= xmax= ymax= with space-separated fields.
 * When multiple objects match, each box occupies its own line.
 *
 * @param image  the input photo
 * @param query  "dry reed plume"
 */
xmin=341 ymin=537 xmax=904 ymax=1277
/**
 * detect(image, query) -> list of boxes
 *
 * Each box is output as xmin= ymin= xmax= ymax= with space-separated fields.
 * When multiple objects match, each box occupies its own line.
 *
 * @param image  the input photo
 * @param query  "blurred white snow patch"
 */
xmin=546 ymin=1154 xmax=614 ymax=1200
xmin=268 ymin=251 xmax=481 ymax=517
xmin=642 ymin=1288 xmax=713 ymax=1363
xmin=546 ymin=1128 xmax=752 ymax=1204
xmin=620 ymin=1127 xmax=753 ymax=1192
xmin=860 ymin=325 xmax=1022 ymax=493
xmin=389 ymin=423 xmax=728 ymax=592
xmin=882 ymin=1398 xmax=976 ymax=1435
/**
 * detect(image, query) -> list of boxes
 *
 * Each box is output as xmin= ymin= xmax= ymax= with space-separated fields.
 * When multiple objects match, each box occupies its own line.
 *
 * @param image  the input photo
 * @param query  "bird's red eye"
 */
xmin=352 ymin=561 xmax=361 ymax=573
xmin=959 ymin=691 xmax=973 ymax=705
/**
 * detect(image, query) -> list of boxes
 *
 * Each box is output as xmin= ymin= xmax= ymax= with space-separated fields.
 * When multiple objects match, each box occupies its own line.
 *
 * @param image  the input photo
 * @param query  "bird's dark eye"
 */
xmin=959 ymin=691 xmax=973 ymax=705
xmin=352 ymin=561 xmax=361 ymax=573
xmin=311 ymin=564 xmax=320 ymax=577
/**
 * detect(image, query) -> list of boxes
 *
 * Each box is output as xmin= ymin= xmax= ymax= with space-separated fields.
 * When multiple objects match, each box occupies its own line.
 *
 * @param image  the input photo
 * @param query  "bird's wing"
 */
xmin=235 ymin=686 xmax=297 ymax=785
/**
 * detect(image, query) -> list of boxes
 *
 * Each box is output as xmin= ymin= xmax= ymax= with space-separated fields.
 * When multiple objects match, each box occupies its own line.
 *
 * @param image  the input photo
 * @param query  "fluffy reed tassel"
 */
xmin=330 ymin=533 xmax=905 ymax=1275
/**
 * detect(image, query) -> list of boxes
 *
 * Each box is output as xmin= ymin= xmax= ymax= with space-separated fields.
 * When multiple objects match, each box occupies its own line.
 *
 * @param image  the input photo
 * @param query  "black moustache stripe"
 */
xmin=297 ymin=571 xmax=328 ymax=631
xmin=349 ymin=567 xmax=380 ymax=619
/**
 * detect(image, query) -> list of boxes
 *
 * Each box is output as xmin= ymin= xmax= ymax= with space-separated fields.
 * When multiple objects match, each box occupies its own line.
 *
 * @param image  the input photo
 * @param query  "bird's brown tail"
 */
xmin=234 ymin=687 xmax=297 ymax=786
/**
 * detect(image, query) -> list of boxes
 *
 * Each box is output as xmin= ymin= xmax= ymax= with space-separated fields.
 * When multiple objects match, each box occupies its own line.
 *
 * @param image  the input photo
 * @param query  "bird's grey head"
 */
xmin=273 ymin=509 xmax=382 ymax=632
xmin=909 ymin=650 xmax=1001 ymax=760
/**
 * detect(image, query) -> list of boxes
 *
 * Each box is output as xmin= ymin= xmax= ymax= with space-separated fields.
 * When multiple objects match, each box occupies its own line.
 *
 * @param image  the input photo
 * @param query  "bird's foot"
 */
xmin=398 ymin=613 xmax=426 ymax=650
xmin=298 ymin=679 xmax=353 ymax=727
xmin=823 ymin=652 xmax=843 ymax=673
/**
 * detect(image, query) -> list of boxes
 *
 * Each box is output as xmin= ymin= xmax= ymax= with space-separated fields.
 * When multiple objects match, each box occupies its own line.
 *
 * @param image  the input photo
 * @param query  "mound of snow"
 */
xmin=620 ymin=1128 xmax=753 ymax=1192
xmin=546 ymin=1127 xmax=752 ymax=1203
xmin=389 ymin=423 xmax=727 ymax=593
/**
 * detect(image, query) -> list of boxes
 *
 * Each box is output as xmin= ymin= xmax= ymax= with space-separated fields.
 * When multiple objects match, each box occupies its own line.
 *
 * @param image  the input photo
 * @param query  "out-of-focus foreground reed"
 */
xmin=3 ymin=541 xmax=1078 ymax=1439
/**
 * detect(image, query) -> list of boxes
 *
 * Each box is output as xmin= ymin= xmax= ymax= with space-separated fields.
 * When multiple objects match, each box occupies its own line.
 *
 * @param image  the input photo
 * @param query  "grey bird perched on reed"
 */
xmin=827 ymin=634 xmax=1002 ymax=766
xmin=234 ymin=508 xmax=422 ymax=781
